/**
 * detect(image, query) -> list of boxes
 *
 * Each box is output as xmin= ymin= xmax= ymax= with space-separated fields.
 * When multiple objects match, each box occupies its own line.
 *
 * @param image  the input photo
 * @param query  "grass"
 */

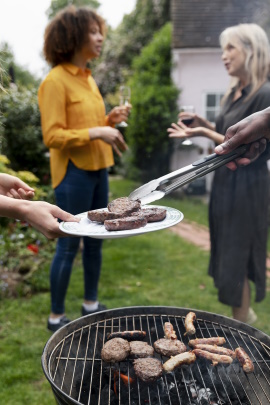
xmin=0 ymin=177 xmax=269 ymax=404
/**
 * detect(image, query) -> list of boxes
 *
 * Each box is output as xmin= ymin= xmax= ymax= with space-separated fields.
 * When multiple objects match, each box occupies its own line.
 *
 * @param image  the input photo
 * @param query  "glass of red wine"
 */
xmin=179 ymin=105 xmax=195 ymax=145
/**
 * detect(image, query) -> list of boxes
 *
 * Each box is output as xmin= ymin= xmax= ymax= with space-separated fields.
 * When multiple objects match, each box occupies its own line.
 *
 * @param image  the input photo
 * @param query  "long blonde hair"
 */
xmin=220 ymin=23 xmax=270 ymax=101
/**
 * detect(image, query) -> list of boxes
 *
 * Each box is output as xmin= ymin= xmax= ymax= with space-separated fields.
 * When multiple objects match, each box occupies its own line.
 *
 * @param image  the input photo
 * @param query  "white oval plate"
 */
xmin=59 ymin=205 xmax=184 ymax=239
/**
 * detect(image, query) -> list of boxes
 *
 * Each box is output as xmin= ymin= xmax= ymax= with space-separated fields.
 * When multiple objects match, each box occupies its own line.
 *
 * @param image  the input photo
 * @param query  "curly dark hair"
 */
xmin=43 ymin=6 xmax=105 ymax=66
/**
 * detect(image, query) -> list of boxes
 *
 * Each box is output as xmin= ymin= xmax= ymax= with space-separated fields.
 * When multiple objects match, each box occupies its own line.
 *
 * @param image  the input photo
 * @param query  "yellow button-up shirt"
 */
xmin=38 ymin=63 xmax=114 ymax=188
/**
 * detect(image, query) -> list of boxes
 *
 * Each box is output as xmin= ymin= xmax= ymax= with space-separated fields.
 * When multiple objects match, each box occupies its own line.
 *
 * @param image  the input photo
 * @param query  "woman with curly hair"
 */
xmin=38 ymin=5 xmax=129 ymax=332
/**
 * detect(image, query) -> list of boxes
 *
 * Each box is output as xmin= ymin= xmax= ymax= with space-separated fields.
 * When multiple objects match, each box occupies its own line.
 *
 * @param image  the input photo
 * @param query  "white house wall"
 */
xmin=170 ymin=48 xmax=230 ymax=191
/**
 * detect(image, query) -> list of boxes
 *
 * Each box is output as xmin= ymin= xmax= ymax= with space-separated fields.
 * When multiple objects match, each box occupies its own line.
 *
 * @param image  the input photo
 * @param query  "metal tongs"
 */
xmin=129 ymin=145 xmax=248 ymax=205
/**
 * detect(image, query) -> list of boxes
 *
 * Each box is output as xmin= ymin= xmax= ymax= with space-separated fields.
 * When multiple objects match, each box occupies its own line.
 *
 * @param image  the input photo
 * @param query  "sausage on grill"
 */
xmin=235 ymin=347 xmax=254 ymax=373
xmin=107 ymin=330 xmax=146 ymax=341
xmin=164 ymin=322 xmax=177 ymax=340
xmin=184 ymin=312 xmax=196 ymax=336
xmin=193 ymin=344 xmax=236 ymax=359
xmin=192 ymin=349 xmax=233 ymax=366
xmin=163 ymin=351 xmax=196 ymax=372
xmin=188 ymin=337 xmax=226 ymax=347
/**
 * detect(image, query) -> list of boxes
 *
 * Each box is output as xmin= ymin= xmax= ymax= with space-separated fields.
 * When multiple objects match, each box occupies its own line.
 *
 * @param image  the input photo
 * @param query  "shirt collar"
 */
xmin=231 ymin=83 xmax=251 ymax=97
xmin=62 ymin=63 xmax=92 ymax=77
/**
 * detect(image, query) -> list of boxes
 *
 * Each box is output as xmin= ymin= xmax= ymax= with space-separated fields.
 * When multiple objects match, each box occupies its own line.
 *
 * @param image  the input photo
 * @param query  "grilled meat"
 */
xmin=164 ymin=322 xmax=177 ymax=340
xmin=154 ymin=338 xmax=187 ymax=357
xmin=104 ymin=215 xmax=147 ymax=231
xmin=101 ymin=338 xmax=130 ymax=363
xmin=188 ymin=337 xmax=226 ymax=347
xmin=129 ymin=341 xmax=154 ymax=358
xmin=87 ymin=209 xmax=123 ymax=223
xmin=133 ymin=357 xmax=163 ymax=383
xmin=184 ymin=312 xmax=196 ymax=336
xmin=235 ymin=347 xmax=254 ymax=373
xmin=192 ymin=349 xmax=233 ymax=366
xmin=163 ymin=351 xmax=196 ymax=372
xmin=107 ymin=197 xmax=141 ymax=216
xmin=89 ymin=198 xmax=166 ymax=232
xmin=193 ymin=344 xmax=236 ymax=359
xmin=107 ymin=330 xmax=146 ymax=341
xmin=132 ymin=207 xmax=167 ymax=222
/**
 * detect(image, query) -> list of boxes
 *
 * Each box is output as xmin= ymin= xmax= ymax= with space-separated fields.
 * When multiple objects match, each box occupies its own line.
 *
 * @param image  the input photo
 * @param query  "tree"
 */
xmin=93 ymin=0 xmax=171 ymax=96
xmin=0 ymin=43 xmax=40 ymax=88
xmin=0 ymin=88 xmax=50 ymax=183
xmin=126 ymin=23 xmax=179 ymax=182
xmin=46 ymin=0 xmax=100 ymax=19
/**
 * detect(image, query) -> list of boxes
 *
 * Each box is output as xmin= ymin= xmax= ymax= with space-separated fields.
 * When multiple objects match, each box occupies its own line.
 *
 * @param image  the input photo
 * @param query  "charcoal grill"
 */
xmin=42 ymin=306 xmax=270 ymax=404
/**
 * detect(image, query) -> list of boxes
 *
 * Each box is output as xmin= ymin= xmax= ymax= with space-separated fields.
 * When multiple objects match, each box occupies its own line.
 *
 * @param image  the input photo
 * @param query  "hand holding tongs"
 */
xmin=128 ymin=145 xmax=248 ymax=205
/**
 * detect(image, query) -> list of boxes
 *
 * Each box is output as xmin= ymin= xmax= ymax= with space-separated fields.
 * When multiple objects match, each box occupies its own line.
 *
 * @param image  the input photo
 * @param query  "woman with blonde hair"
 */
xmin=168 ymin=23 xmax=270 ymax=324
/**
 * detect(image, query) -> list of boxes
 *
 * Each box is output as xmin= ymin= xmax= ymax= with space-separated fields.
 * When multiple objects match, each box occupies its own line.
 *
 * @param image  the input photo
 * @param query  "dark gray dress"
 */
xmin=209 ymin=81 xmax=270 ymax=307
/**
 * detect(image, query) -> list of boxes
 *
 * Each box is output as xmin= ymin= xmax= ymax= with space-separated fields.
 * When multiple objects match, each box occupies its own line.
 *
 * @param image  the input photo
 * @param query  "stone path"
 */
xmin=170 ymin=219 xmax=270 ymax=275
xmin=170 ymin=220 xmax=210 ymax=251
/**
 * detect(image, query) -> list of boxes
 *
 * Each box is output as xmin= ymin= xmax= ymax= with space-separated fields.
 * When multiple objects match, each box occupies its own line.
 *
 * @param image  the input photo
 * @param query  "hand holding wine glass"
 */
xmin=178 ymin=105 xmax=195 ymax=126
xmin=178 ymin=106 xmax=195 ymax=145
xmin=118 ymin=85 xmax=131 ymax=127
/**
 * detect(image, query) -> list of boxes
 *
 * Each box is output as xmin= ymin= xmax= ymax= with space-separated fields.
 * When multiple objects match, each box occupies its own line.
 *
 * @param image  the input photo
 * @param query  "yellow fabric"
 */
xmin=38 ymin=63 xmax=114 ymax=188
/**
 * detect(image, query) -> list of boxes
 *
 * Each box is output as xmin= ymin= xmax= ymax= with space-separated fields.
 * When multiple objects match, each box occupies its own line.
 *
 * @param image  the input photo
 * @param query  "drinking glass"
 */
xmin=118 ymin=85 xmax=131 ymax=127
xmin=179 ymin=105 xmax=195 ymax=145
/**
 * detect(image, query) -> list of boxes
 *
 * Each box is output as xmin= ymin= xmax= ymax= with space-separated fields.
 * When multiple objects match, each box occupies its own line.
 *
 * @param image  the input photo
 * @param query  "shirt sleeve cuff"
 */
xmin=79 ymin=128 xmax=91 ymax=142
xmin=105 ymin=115 xmax=115 ymax=127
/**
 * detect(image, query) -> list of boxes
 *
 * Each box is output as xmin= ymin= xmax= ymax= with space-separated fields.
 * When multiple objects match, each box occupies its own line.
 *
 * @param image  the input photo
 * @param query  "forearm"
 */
xmin=197 ymin=116 xmax=216 ymax=130
xmin=201 ymin=128 xmax=224 ymax=144
xmin=43 ymin=127 xmax=90 ymax=149
xmin=0 ymin=195 xmax=30 ymax=221
xmin=88 ymin=127 xmax=105 ymax=140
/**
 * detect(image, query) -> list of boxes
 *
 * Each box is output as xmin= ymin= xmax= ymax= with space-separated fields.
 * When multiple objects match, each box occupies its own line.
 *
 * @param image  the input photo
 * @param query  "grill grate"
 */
xmin=43 ymin=307 xmax=270 ymax=405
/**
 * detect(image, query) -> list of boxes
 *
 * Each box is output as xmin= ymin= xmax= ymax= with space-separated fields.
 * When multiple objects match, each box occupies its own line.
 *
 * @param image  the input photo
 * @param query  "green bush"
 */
xmin=0 ymin=154 xmax=48 ymax=229
xmin=126 ymin=23 xmax=179 ymax=181
xmin=0 ymin=87 xmax=50 ymax=183
xmin=0 ymin=221 xmax=54 ymax=299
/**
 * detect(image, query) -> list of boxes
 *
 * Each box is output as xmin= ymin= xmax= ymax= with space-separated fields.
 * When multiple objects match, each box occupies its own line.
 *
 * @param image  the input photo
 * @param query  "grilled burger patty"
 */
xmin=107 ymin=197 xmax=141 ymax=216
xmin=101 ymin=338 xmax=130 ymax=363
xmin=88 ymin=207 xmax=167 ymax=227
xmin=154 ymin=338 xmax=187 ymax=357
xmin=130 ymin=341 xmax=154 ymax=358
xmin=88 ymin=196 xmax=167 ymax=231
xmin=131 ymin=207 xmax=167 ymax=222
xmin=133 ymin=357 xmax=163 ymax=383
xmin=104 ymin=215 xmax=147 ymax=231
xmin=87 ymin=210 xmax=124 ymax=222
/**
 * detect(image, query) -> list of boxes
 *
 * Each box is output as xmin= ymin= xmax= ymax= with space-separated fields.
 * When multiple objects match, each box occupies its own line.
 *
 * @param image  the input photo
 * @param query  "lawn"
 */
xmin=0 ymin=177 xmax=269 ymax=404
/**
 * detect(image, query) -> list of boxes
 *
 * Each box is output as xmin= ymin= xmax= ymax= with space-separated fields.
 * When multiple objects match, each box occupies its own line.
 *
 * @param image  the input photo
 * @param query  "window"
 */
xmin=205 ymin=93 xmax=224 ymax=123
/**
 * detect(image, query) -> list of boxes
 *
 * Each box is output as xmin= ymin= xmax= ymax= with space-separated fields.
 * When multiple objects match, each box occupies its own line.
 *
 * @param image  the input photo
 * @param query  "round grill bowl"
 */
xmin=42 ymin=306 xmax=270 ymax=405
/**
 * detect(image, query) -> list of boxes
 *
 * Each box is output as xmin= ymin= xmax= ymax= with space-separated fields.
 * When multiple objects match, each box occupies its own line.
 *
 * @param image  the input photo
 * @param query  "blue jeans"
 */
xmin=50 ymin=161 xmax=109 ymax=314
